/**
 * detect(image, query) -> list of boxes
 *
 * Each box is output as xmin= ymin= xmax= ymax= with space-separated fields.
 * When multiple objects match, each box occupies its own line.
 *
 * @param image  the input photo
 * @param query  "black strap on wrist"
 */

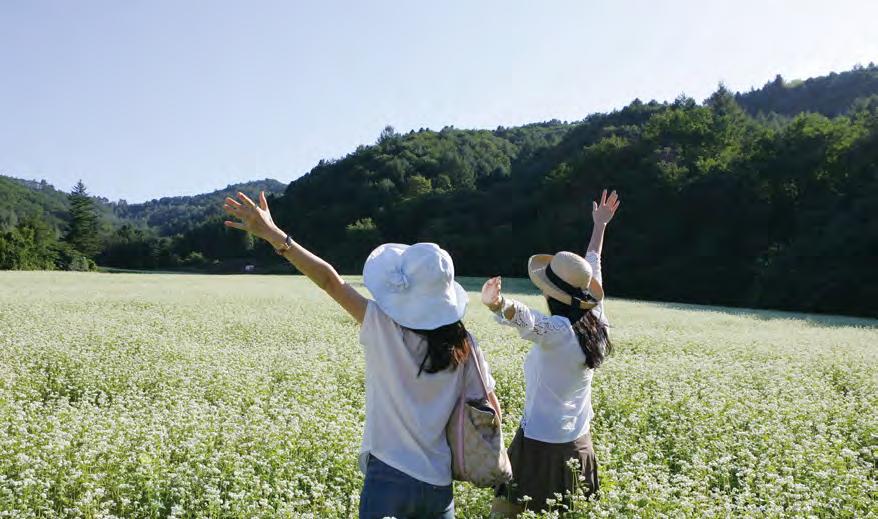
xmin=274 ymin=234 xmax=293 ymax=255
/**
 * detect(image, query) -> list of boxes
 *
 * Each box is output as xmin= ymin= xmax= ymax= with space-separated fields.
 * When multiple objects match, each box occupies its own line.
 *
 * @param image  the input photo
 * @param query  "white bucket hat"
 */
xmin=528 ymin=251 xmax=604 ymax=310
xmin=363 ymin=243 xmax=468 ymax=330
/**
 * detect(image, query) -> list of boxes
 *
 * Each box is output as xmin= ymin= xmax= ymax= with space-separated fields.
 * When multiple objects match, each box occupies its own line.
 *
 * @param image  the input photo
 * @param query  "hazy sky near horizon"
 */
xmin=2 ymin=1 xmax=876 ymax=202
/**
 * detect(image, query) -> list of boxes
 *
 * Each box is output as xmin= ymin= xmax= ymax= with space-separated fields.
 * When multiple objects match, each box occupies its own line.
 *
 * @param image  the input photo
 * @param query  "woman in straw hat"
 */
xmin=223 ymin=192 xmax=499 ymax=519
xmin=482 ymin=189 xmax=620 ymax=516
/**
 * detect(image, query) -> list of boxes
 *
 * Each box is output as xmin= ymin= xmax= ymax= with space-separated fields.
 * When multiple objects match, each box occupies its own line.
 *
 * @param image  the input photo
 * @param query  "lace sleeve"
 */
xmin=584 ymin=251 xmax=609 ymax=327
xmin=585 ymin=250 xmax=602 ymax=285
xmin=495 ymin=298 xmax=568 ymax=345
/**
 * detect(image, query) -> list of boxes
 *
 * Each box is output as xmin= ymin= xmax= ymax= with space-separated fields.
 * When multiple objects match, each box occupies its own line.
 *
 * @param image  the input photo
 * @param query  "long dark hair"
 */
xmin=546 ymin=298 xmax=612 ymax=369
xmin=410 ymin=321 xmax=471 ymax=376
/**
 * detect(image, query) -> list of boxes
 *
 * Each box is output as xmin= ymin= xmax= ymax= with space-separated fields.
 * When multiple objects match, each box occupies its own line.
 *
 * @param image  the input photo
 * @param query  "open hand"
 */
xmin=481 ymin=276 xmax=502 ymax=307
xmin=592 ymin=189 xmax=621 ymax=226
xmin=223 ymin=191 xmax=284 ymax=245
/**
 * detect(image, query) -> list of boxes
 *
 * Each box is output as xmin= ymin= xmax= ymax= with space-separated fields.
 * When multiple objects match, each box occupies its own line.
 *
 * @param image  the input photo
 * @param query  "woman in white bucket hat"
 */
xmin=224 ymin=192 xmax=498 ymax=519
xmin=483 ymin=189 xmax=620 ymax=516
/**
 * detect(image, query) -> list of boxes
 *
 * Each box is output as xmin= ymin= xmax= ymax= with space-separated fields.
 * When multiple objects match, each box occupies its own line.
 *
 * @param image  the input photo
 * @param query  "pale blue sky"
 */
xmin=1 ymin=0 xmax=876 ymax=202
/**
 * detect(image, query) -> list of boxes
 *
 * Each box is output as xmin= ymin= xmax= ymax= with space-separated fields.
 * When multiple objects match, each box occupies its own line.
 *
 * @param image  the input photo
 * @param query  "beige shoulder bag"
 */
xmin=446 ymin=337 xmax=513 ymax=487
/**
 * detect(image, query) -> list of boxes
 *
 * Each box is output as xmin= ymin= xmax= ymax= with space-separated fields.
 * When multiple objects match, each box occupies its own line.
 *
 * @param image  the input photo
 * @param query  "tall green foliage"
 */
xmin=65 ymin=181 xmax=100 ymax=258
xmin=0 ymin=218 xmax=57 ymax=270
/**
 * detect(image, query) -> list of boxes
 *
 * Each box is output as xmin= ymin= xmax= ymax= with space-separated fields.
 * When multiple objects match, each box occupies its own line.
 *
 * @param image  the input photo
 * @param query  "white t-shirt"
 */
xmin=358 ymin=301 xmax=496 ymax=486
xmin=496 ymin=251 xmax=609 ymax=443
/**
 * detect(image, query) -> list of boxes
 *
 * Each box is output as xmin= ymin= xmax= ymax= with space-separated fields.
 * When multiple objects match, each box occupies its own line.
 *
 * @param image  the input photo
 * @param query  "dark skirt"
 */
xmin=495 ymin=427 xmax=599 ymax=513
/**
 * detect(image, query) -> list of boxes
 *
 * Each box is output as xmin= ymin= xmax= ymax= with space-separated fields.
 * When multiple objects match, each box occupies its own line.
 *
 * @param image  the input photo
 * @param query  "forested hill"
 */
xmin=0 ymin=176 xmax=70 ymax=232
xmin=255 ymin=65 xmax=878 ymax=316
xmin=113 ymin=178 xmax=286 ymax=235
xmin=0 ymin=176 xmax=125 ymax=232
xmin=736 ymin=63 xmax=878 ymax=117
xmin=3 ymin=65 xmax=877 ymax=316
xmin=1 ymin=176 xmax=286 ymax=271
xmin=0 ymin=176 xmax=285 ymax=235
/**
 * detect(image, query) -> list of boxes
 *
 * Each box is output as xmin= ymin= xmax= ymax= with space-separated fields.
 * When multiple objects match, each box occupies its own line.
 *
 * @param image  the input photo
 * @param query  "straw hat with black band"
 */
xmin=527 ymin=251 xmax=604 ymax=310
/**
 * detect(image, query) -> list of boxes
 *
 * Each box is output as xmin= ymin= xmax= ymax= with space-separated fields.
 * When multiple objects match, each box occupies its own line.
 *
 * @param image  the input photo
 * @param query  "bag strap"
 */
xmin=467 ymin=335 xmax=491 ymax=400
xmin=465 ymin=335 xmax=500 ymax=424
xmin=454 ymin=352 xmax=467 ymax=474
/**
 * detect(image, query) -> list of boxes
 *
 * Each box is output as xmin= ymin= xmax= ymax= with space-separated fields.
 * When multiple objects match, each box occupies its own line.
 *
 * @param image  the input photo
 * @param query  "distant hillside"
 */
xmin=0 ymin=176 xmax=72 ymax=233
xmin=0 ymin=175 xmax=286 ymax=237
xmin=736 ymin=63 xmax=878 ymax=117
xmin=113 ymin=179 xmax=286 ymax=235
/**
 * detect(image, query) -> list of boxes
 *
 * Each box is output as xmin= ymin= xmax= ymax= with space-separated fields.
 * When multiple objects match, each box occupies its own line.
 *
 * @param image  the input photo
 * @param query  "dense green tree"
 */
xmin=0 ymin=218 xmax=58 ymax=270
xmin=403 ymin=175 xmax=432 ymax=198
xmin=64 ymin=181 xmax=100 ymax=258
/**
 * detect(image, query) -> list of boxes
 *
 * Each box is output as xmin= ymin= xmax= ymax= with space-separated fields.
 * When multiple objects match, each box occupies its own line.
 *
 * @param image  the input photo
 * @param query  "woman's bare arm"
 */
xmin=223 ymin=191 xmax=368 ymax=323
xmin=586 ymin=189 xmax=620 ymax=255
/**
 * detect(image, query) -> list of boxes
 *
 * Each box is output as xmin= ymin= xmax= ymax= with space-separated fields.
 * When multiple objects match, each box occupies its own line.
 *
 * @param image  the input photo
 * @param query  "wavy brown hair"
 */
xmin=547 ymin=298 xmax=612 ymax=369
xmin=410 ymin=321 xmax=471 ymax=376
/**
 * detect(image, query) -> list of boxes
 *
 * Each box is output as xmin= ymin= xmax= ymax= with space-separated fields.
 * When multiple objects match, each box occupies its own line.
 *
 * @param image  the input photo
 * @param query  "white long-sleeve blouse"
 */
xmin=496 ymin=251 xmax=608 ymax=443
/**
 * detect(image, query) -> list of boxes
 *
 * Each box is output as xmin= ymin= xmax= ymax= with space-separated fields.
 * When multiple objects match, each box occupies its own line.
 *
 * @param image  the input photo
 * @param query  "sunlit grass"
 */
xmin=1 ymin=271 xmax=875 ymax=517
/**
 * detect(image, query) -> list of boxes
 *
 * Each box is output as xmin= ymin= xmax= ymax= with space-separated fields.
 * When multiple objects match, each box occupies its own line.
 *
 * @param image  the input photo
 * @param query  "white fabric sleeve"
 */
xmin=494 ymin=298 xmax=568 ymax=345
xmin=585 ymin=251 xmax=609 ymax=327
xmin=585 ymin=250 xmax=603 ymax=285
xmin=358 ymin=300 xmax=391 ymax=346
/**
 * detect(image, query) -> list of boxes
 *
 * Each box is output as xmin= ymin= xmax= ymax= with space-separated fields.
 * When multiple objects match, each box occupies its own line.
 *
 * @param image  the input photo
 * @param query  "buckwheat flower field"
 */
xmin=0 ymin=272 xmax=875 ymax=518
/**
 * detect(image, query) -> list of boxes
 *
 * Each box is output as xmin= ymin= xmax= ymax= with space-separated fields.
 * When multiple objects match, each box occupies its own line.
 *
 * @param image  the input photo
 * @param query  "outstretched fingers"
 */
xmin=259 ymin=191 xmax=268 ymax=211
xmin=608 ymin=190 xmax=621 ymax=213
xmin=481 ymin=276 xmax=503 ymax=305
xmin=237 ymin=191 xmax=257 ymax=209
xmin=607 ymin=190 xmax=618 ymax=206
xmin=224 ymin=220 xmax=246 ymax=231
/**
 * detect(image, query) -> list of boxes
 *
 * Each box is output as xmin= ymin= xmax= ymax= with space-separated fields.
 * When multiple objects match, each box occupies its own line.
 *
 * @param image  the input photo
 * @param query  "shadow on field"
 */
xmin=652 ymin=301 xmax=878 ymax=329
xmin=100 ymin=267 xmax=205 ymax=275
xmin=458 ymin=276 xmax=877 ymax=329
xmin=455 ymin=277 xmax=540 ymax=295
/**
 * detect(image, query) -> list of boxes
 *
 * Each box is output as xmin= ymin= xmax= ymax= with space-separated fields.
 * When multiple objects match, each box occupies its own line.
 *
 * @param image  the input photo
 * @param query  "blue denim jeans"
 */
xmin=359 ymin=455 xmax=454 ymax=519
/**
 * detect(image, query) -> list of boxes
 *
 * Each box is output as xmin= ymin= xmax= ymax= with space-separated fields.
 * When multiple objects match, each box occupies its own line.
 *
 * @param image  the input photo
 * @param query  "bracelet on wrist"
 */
xmin=274 ymin=234 xmax=294 ymax=255
xmin=488 ymin=295 xmax=505 ymax=313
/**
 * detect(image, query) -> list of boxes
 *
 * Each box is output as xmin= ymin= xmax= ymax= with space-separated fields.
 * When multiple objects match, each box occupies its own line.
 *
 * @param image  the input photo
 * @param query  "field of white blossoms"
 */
xmin=0 ymin=271 xmax=875 ymax=518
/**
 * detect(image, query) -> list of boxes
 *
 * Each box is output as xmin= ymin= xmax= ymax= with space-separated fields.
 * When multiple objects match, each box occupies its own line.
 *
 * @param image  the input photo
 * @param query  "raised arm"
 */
xmin=586 ymin=189 xmax=620 ymax=256
xmin=482 ymin=276 xmax=515 ymax=320
xmin=223 ymin=191 xmax=368 ymax=323
xmin=481 ymin=276 xmax=565 ymax=345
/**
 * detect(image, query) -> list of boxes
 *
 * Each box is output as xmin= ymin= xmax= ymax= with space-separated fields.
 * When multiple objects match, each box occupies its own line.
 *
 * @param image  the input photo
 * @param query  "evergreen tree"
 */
xmin=65 ymin=180 xmax=100 ymax=258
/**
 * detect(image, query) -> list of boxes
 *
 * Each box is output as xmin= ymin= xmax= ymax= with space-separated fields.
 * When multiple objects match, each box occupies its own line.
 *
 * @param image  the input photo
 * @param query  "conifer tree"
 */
xmin=65 ymin=180 xmax=100 ymax=257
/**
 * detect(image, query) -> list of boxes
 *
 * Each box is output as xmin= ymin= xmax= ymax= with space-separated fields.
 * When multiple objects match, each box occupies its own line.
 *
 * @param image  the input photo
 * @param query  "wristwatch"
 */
xmin=274 ymin=234 xmax=294 ymax=255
